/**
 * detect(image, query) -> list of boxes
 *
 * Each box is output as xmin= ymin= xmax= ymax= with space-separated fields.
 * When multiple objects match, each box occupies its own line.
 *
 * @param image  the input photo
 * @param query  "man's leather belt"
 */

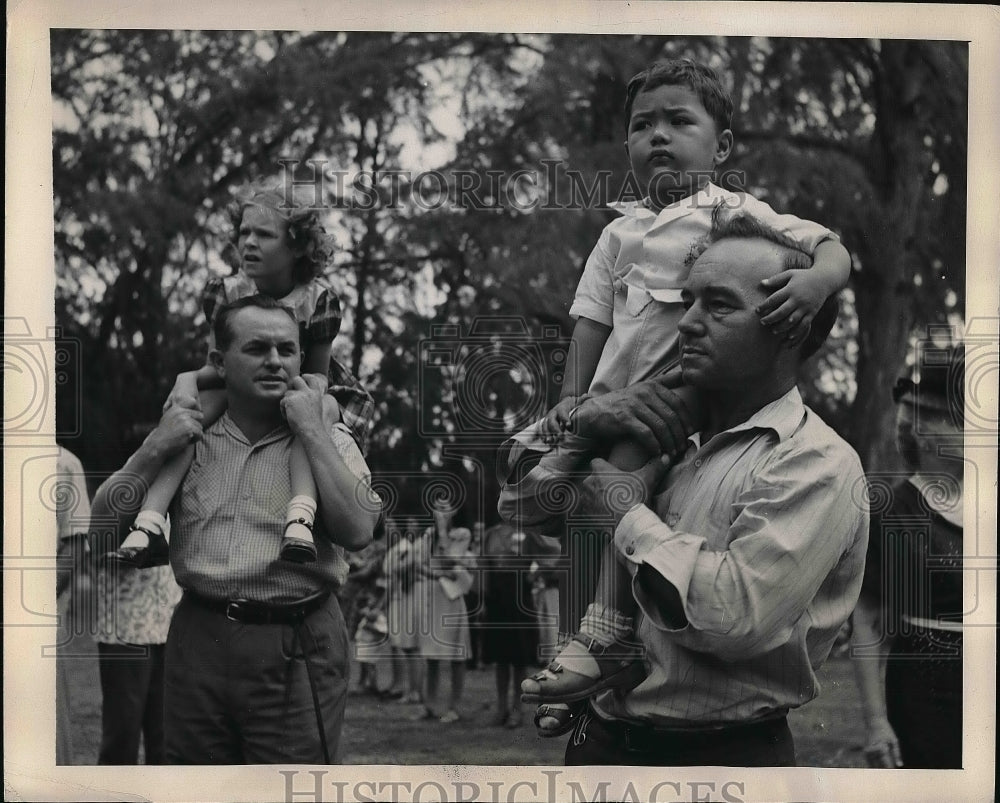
xmin=587 ymin=706 xmax=789 ymax=752
xmin=185 ymin=590 xmax=330 ymax=625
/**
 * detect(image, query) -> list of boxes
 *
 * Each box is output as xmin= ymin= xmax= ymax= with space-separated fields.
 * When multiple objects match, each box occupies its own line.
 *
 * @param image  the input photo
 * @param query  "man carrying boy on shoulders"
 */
xmin=502 ymin=210 xmax=869 ymax=766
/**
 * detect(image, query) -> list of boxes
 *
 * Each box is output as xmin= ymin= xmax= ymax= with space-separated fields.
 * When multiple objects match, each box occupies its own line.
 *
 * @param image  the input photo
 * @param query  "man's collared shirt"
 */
xmin=170 ymin=413 xmax=373 ymax=603
xmin=570 ymin=183 xmax=837 ymax=395
xmin=591 ymin=388 xmax=868 ymax=725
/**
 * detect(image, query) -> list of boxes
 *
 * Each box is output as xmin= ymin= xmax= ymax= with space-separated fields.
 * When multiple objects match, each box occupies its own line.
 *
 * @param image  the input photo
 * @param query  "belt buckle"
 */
xmin=225 ymin=600 xmax=246 ymax=622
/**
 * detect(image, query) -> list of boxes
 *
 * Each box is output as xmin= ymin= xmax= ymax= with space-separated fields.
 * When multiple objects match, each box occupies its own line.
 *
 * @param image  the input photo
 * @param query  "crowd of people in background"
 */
xmin=345 ymin=513 xmax=561 ymax=729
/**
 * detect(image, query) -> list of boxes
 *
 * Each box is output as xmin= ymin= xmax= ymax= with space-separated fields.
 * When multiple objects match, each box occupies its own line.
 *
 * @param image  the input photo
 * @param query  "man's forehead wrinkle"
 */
xmin=686 ymin=259 xmax=743 ymax=293
xmin=230 ymin=309 xmax=298 ymax=337
xmin=689 ymin=238 xmax=787 ymax=290
xmin=242 ymin=334 xmax=298 ymax=346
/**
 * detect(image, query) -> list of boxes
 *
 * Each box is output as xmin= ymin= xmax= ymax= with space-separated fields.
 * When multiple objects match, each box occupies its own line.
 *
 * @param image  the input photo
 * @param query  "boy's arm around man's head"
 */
xmin=758 ymin=238 xmax=852 ymax=342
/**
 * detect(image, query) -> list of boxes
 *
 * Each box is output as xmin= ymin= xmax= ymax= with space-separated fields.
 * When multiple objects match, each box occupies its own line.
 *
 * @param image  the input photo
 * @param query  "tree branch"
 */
xmin=738 ymin=129 xmax=866 ymax=166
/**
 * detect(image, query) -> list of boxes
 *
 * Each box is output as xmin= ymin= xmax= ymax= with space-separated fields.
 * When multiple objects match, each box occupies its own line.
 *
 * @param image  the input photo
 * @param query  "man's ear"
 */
xmin=714 ymin=128 xmax=734 ymax=167
xmin=208 ymin=349 xmax=226 ymax=380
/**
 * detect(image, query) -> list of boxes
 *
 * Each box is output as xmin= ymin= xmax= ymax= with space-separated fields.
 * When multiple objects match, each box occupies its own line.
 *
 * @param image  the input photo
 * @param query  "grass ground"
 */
xmin=60 ymin=624 xmax=868 ymax=767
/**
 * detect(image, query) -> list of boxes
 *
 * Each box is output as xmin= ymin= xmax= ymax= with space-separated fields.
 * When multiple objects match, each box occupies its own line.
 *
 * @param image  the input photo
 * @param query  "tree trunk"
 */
xmin=848 ymin=41 xmax=931 ymax=472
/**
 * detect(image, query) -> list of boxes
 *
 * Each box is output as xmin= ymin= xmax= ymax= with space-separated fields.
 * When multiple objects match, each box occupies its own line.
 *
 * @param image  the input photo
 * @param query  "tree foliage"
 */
xmin=53 ymin=31 xmax=967 ymax=519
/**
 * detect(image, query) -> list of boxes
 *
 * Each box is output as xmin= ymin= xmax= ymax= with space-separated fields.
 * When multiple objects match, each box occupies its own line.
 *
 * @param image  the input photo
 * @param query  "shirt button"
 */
xmin=625 ymin=545 xmax=635 ymax=556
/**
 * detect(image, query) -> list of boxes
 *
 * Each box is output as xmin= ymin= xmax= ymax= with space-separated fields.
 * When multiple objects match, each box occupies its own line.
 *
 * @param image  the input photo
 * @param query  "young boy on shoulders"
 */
xmin=501 ymin=57 xmax=851 ymax=736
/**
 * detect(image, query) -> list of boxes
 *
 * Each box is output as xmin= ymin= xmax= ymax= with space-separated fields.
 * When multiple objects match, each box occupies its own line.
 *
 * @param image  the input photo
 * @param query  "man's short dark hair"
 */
xmin=624 ymin=58 xmax=734 ymax=135
xmin=686 ymin=207 xmax=840 ymax=359
xmin=213 ymin=294 xmax=299 ymax=352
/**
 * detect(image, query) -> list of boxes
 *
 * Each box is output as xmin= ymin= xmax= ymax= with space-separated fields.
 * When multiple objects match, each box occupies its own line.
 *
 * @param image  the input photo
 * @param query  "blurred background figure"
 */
xmin=480 ymin=523 xmax=540 ymax=729
xmin=55 ymin=445 xmax=93 ymax=765
xmin=382 ymin=518 xmax=424 ymax=703
xmin=530 ymin=540 xmax=562 ymax=662
xmin=343 ymin=522 xmax=390 ymax=695
xmin=353 ymin=582 xmax=391 ymax=695
xmin=413 ymin=514 xmax=474 ymax=723
xmin=463 ymin=521 xmax=486 ymax=671
xmin=92 ymin=523 xmax=182 ymax=764
xmin=851 ymin=346 xmax=965 ymax=769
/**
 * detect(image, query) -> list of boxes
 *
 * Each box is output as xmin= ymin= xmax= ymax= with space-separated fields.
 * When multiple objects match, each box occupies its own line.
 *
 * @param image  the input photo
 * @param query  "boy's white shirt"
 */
xmin=506 ymin=182 xmax=838 ymax=453
xmin=569 ymin=181 xmax=837 ymax=397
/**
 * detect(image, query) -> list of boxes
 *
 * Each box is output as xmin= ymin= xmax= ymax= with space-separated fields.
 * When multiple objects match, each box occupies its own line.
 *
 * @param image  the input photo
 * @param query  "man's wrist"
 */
xmin=291 ymin=418 xmax=331 ymax=444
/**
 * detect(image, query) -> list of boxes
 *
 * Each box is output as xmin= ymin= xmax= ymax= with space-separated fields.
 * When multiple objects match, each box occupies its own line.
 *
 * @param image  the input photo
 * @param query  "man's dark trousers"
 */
xmin=164 ymin=593 xmax=349 ymax=764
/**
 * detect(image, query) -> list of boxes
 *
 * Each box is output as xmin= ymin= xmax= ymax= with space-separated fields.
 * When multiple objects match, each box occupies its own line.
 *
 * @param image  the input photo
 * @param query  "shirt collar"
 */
xmin=688 ymin=386 xmax=805 ymax=450
xmin=607 ymin=181 xmax=724 ymax=220
xmin=219 ymin=411 xmax=292 ymax=447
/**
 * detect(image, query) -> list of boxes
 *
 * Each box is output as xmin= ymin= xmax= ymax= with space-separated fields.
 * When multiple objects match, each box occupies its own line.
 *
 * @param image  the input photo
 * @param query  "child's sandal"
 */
xmin=106 ymin=525 xmax=170 ymax=569
xmin=280 ymin=518 xmax=318 ymax=563
xmin=519 ymin=634 xmax=646 ymax=704
xmin=533 ymin=701 xmax=585 ymax=738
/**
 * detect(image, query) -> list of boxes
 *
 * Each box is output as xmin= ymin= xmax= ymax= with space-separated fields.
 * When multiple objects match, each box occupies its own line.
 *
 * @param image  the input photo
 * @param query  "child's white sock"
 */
xmin=121 ymin=510 xmax=168 ymax=549
xmin=284 ymin=495 xmax=317 ymax=542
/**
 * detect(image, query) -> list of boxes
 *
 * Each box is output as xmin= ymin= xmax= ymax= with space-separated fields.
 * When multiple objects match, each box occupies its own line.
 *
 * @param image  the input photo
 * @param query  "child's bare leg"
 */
xmin=114 ymin=389 xmax=227 ymax=564
xmin=577 ymin=436 xmax=647 ymax=641
xmin=113 ymin=446 xmax=194 ymax=563
xmin=280 ymin=394 xmax=341 ymax=562
xmin=570 ymin=436 xmax=648 ymax=646
xmin=280 ymin=440 xmax=319 ymax=563
xmin=527 ymin=389 xmax=699 ymax=725
xmin=522 ymin=439 xmax=650 ymax=705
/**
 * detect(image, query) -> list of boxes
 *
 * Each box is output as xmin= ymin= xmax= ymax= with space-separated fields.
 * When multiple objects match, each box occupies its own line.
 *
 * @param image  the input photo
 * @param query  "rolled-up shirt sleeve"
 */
xmin=734 ymin=193 xmax=839 ymax=254
xmin=615 ymin=439 xmax=866 ymax=661
xmin=497 ymin=429 xmax=598 ymax=531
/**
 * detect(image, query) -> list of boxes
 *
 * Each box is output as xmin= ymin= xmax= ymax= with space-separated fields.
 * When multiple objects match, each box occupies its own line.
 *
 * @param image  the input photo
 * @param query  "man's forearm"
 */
xmin=89 ymin=401 xmax=202 ymax=550
xmin=89 ymin=439 xmax=168 ymax=548
xmin=297 ymin=423 xmax=378 ymax=551
xmin=850 ymin=599 xmax=892 ymax=728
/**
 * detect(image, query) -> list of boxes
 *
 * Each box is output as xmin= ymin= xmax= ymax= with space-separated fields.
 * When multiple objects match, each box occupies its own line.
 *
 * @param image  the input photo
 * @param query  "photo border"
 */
xmin=5 ymin=2 xmax=997 ymax=801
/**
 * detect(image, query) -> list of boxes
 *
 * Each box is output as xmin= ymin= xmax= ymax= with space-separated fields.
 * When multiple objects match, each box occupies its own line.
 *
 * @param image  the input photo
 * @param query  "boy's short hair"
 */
xmin=686 ymin=207 xmax=839 ymax=359
xmin=213 ymin=294 xmax=299 ymax=352
xmin=624 ymin=58 xmax=734 ymax=134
